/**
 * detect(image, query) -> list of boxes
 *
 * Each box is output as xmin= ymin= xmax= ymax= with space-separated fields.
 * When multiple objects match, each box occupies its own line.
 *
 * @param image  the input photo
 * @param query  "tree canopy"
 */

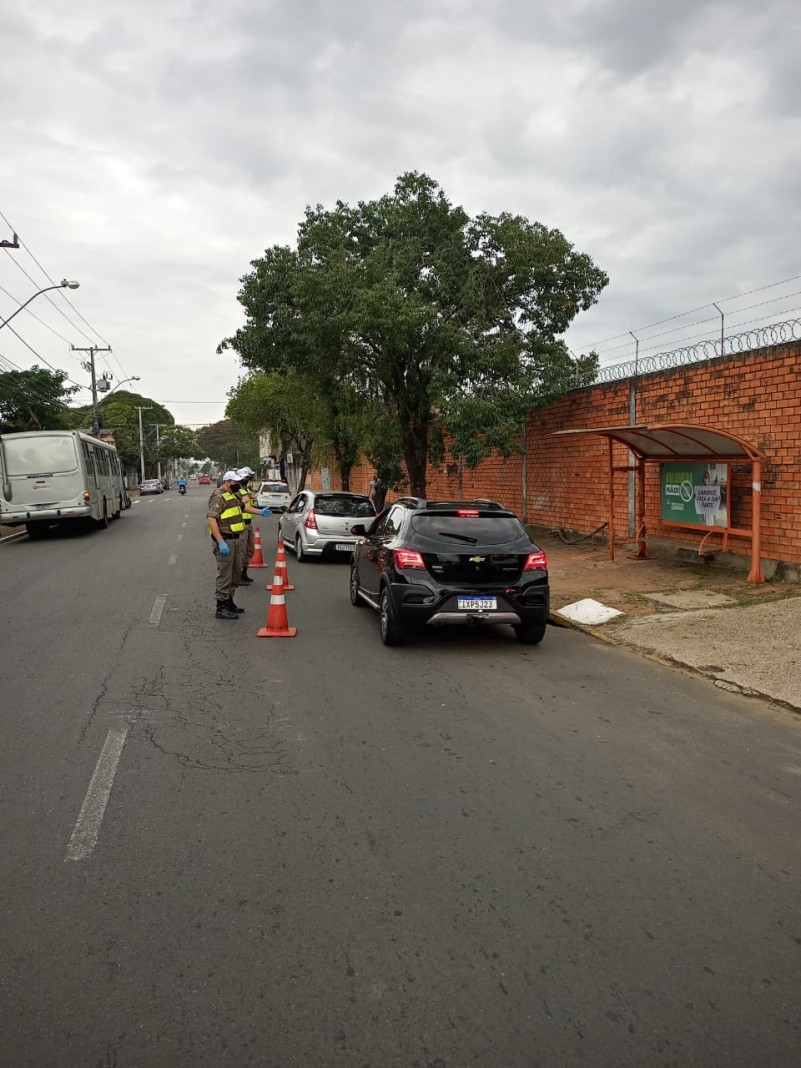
xmin=0 ymin=366 xmax=80 ymax=434
xmin=194 ymin=419 xmax=259 ymax=472
xmin=220 ymin=172 xmax=607 ymax=496
xmin=65 ymin=390 xmax=175 ymax=471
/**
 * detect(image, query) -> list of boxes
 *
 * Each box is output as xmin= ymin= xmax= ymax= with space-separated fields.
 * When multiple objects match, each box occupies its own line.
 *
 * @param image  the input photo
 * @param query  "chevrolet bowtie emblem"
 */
xmin=469 ymin=556 xmax=486 ymax=563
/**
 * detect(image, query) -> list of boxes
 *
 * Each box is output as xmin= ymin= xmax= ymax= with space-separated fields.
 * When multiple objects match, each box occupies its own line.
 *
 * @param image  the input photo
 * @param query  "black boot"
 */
xmin=215 ymin=600 xmax=239 ymax=620
xmin=240 ymin=568 xmax=254 ymax=584
xmin=227 ymin=596 xmax=245 ymax=614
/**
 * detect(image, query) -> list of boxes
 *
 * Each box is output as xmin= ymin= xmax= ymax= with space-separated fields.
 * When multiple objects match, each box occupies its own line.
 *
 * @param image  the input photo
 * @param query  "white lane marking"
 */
xmin=149 ymin=594 xmax=167 ymax=625
xmin=65 ymin=725 xmax=130 ymax=862
xmin=177 ymin=534 xmax=184 ymax=541
xmin=168 ymin=553 xmax=178 ymax=566
xmin=133 ymin=500 xmax=141 ymax=505
xmin=0 ymin=531 xmax=27 ymax=544
xmin=181 ymin=522 xmax=187 ymax=528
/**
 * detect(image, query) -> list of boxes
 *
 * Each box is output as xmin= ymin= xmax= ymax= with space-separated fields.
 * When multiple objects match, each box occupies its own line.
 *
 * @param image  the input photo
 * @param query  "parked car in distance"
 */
xmin=349 ymin=498 xmax=550 ymax=647
xmin=139 ymin=479 xmax=163 ymax=495
xmin=198 ymin=475 xmax=212 ymax=485
xmin=256 ymin=480 xmax=292 ymax=512
xmin=279 ymin=491 xmax=376 ymax=561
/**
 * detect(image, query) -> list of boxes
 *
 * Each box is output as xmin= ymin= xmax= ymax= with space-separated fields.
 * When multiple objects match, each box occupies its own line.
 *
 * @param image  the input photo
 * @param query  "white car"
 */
xmin=279 ymin=490 xmax=376 ymax=561
xmin=255 ymin=480 xmax=291 ymax=512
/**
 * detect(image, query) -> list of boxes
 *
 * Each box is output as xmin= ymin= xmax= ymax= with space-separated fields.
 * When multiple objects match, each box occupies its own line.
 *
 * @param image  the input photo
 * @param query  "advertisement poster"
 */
xmin=661 ymin=463 xmax=729 ymax=527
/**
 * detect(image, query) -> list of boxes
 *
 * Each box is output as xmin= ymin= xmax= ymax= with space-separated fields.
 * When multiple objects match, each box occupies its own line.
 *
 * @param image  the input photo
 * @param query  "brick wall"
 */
xmin=308 ymin=341 xmax=801 ymax=567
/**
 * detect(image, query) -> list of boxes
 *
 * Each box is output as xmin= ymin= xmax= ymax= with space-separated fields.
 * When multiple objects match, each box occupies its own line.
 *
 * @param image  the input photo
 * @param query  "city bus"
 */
xmin=0 ymin=429 xmax=130 ymax=538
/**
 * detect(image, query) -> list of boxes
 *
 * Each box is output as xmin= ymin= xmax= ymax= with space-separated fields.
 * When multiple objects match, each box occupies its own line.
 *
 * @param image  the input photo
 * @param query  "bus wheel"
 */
xmin=113 ymin=495 xmax=122 ymax=519
xmin=26 ymin=523 xmax=49 ymax=539
xmin=97 ymin=500 xmax=109 ymax=529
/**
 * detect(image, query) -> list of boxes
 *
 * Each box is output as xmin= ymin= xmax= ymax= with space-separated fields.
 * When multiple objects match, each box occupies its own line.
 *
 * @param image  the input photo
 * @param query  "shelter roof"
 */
xmin=553 ymin=423 xmax=765 ymax=462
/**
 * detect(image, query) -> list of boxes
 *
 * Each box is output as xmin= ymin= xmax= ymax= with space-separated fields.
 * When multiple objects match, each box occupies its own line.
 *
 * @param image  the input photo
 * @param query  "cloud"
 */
xmin=1 ymin=0 xmax=799 ymax=421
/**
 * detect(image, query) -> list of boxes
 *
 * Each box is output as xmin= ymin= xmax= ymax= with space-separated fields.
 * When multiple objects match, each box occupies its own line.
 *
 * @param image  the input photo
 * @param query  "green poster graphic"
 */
xmin=661 ymin=463 xmax=728 ymax=527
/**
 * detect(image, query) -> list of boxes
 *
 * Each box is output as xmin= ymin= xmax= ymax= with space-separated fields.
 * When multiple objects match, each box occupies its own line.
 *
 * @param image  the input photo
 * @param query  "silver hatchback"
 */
xmin=279 ymin=490 xmax=376 ymax=561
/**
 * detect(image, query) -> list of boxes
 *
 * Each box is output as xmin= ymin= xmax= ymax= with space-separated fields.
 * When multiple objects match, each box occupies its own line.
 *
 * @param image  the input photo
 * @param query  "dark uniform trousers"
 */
xmin=213 ymin=536 xmax=243 ymax=599
xmin=242 ymin=522 xmax=255 ymax=569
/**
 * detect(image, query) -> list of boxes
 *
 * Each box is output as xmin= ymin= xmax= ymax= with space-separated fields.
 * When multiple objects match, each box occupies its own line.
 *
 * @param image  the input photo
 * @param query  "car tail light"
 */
xmin=393 ymin=548 xmax=426 ymax=570
xmin=304 ymin=509 xmax=318 ymax=530
xmin=457 ymin=509 xmax=479 ymax=517
xmin=523 ymin=550 xmax=548 ymax=571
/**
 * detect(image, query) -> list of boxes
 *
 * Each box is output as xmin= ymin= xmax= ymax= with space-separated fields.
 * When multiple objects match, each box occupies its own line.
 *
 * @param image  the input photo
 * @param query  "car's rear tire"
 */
xmin=350 ymin=562 xmax=365 ymax=607
xmin=514 ymin=619 xmax=547 ymax=645
xmin=295 ymin=535 xmax=307 ymax=563
xmin=379 ymin=587 xmax=405 ymax=646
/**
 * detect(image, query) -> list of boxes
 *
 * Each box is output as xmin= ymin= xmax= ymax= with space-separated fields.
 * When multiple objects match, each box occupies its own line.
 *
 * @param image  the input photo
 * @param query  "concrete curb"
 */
xmin=548 ymin=609 xmax=801 ymax=715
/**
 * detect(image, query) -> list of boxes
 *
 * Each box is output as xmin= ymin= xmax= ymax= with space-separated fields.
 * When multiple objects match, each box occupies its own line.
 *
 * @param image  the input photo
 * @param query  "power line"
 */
xmin=0 ymin=351 xmax=79 ymax=414
xmin=3 ymin=248 xmax=96 ymax=344
xmin=0 ymin=283 xmax=77 ymax=346
xmin=0 ymin=320 xmax=87 ymax=391
xmin=581 ymin=273 xmax=801 ymax=351
xmin=0 ymin=206 xmax=130 ymax=382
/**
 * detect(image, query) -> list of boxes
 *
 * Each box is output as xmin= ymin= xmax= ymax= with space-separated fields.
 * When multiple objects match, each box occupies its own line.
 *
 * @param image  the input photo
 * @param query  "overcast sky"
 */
xmin=1 ymin=0 xmax=799 ymax=427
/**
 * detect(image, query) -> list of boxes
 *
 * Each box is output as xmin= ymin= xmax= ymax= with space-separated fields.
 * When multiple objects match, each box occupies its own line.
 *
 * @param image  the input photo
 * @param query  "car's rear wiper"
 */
xmin=436 ymin=531 xmax=478 ymax=543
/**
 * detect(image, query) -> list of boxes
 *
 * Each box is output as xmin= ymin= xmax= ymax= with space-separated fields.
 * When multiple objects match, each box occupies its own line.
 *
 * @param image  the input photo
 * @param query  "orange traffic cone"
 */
xmin=250 ymin=526 xmax=267 ymax=568
xmin=273 ymin=535 xmax=295 ymax=591
xmin=257 ymin=570 xmax=297 ymax=638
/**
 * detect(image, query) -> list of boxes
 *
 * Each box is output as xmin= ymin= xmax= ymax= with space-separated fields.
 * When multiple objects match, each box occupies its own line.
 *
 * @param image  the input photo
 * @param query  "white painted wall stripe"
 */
xmin=65 ymin=725 xmax=130 ymax=862
xmin=149 ymin=594 xmax=167 ymax=625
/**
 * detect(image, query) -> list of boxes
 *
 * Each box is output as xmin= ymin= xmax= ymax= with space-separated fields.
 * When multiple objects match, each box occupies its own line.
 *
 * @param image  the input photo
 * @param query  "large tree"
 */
xmin=158 ymin=425 xmax=199 ymax=465
xmin=0 ymin=366 xmax=80 ymax=433
xmin=66 ymin=391 xmax=175 ymax=472
xmin=195 ymin=419 xmax=259 ymax=472
xmin=220 ymin=172 xmax=608 ymax=496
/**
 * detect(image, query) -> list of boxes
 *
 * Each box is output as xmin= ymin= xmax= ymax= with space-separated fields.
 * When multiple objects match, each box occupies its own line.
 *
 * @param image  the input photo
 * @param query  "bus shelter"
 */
xmin=553 ymin=423 xmax=766 ymax=584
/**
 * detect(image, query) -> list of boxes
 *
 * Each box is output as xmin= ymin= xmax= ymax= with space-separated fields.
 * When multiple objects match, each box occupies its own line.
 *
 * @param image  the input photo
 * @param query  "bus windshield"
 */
xmin=4 ymin=434 xmax=80 ymax=476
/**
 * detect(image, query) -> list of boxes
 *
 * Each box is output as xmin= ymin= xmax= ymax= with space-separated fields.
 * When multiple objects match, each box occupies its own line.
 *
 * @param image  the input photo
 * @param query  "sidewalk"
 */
xmin=540 ymin=531 xmax=801 ymax=713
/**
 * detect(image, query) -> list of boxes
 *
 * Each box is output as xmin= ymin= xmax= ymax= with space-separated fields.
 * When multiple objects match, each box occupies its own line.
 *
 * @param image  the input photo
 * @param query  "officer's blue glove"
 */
xmin=260 ymin=508 xmax=272 ymax=517
xmin=218 ymin=541 xmax=231 ymax=556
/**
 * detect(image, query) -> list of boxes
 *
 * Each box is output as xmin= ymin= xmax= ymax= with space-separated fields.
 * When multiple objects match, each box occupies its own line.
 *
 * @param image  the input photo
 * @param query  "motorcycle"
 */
xmin=179 ymin=484 xmax=187 ymax=496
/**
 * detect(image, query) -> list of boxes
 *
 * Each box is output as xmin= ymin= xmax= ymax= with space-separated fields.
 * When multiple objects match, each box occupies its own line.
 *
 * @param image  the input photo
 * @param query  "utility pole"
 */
xmin=72 ymin=345 xmax=112 ymax=433
xmin=150 ymin=424 xmax=169 ymax=482
xmin=136 ymin=406 xmax=153 ymax=483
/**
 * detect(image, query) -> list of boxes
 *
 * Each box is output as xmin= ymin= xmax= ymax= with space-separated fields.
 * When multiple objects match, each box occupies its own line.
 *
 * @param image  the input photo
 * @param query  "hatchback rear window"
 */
xmin=260 ymin=482 xmax=289 ymax=493
xmin=411 ymin=514 xmax=527 ymax=545
xmin=314 ymin=495 xmax=374 ymax=517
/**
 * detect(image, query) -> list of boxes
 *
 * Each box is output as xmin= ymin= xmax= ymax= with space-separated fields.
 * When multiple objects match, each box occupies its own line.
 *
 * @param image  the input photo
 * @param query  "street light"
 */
xmin=103 ymin=376 xmax=140 ymax=398
xmin=0 ymin=280 xmax=80 ymax=331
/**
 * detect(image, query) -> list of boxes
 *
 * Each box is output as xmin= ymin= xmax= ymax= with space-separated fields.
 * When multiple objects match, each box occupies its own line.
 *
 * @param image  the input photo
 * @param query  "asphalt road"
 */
xmin=1 ymin=487 xmax=800 ymax=1067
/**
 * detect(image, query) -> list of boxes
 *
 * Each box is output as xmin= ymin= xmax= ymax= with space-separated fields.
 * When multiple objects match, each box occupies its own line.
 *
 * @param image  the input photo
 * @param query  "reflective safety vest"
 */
xmin=236 ymin=485 xmax=253 ymax=524
xmin=217 ymin=491 xmax=246 ymax=536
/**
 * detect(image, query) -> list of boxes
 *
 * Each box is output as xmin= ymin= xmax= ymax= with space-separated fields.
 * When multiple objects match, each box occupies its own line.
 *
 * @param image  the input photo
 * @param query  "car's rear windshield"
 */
xmin=411 ymin=514 xmax=527 ymax=545
xmin=314 ymin=495 xmax=374 ymax=517
xmin=260 ymin=482 xmax=289 ymax=493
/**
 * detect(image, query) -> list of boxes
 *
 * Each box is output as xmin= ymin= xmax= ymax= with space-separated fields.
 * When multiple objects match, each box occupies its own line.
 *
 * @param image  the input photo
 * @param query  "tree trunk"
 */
xmin=401 ymin=418 xmax=428 ymax=497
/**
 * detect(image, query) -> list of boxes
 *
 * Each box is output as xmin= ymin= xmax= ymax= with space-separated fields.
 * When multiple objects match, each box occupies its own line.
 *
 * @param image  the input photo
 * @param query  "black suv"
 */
xmin=349 ymin=498 xmax=549 ymax=646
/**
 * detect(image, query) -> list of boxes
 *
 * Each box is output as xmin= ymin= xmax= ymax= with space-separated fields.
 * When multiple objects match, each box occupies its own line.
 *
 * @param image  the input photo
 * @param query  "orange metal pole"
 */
xmin=747 ymin=459 xmax=765 ymax=583
xmin=635 ymin=457 xmax=648 ymax=558
xmin=608 ymin=438 xmax=615 ymax=562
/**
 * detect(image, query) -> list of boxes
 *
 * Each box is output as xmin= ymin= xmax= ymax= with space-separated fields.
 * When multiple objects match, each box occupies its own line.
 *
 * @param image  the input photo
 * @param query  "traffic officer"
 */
xmin=207 ymin=470 xmax=248 ymax=620
xmin=234 ymin=467 xmax=264 ymax=584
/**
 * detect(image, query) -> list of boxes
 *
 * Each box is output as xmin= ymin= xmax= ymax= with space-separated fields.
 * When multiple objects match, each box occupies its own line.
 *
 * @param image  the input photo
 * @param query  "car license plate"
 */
xmin=335 ymin=543 xmax=353 ymax=552
xmin=457 ymin=596 xmax=497 ymax=611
